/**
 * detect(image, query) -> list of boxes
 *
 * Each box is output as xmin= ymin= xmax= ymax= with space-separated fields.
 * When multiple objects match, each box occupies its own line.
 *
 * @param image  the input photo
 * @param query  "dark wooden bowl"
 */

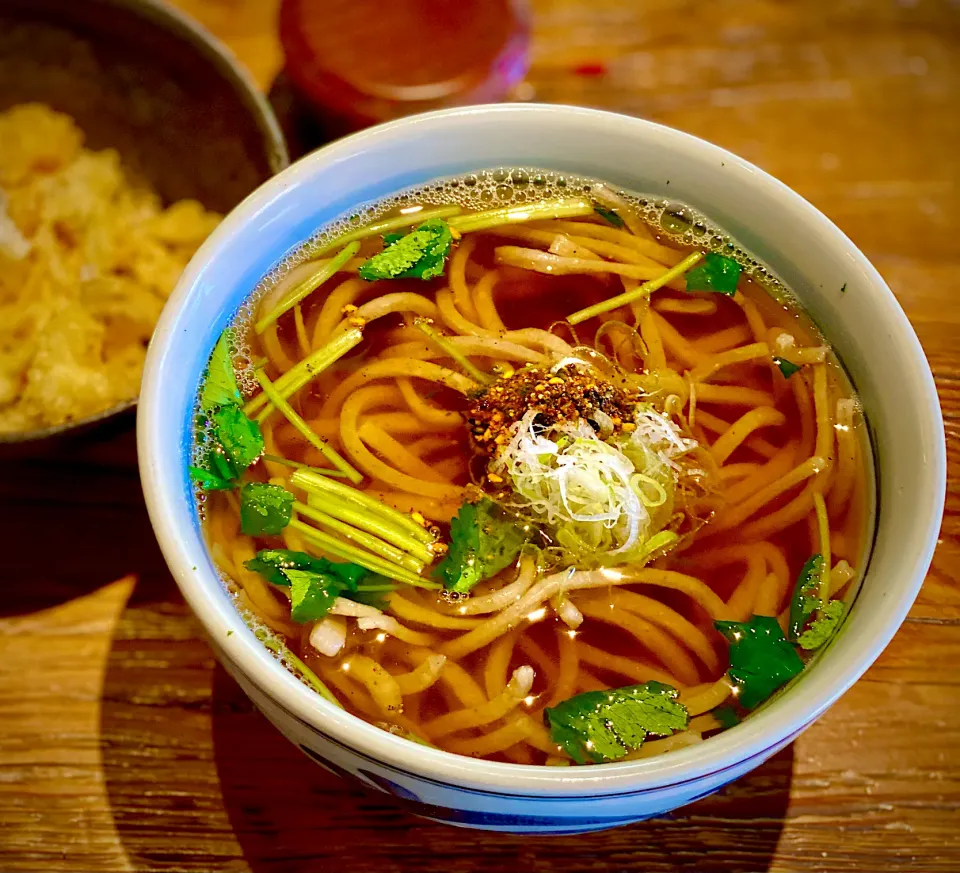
xmin=0 ymin=0 xmax=289 ymax=453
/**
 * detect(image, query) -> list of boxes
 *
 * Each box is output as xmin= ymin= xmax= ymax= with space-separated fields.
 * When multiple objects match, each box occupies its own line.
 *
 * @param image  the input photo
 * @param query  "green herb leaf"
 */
xmin=773 ymin=356 xmax=801 ymax=379
xmin=213 ymin=404 xmax=264 ymax=476
xmin=358 ymin=218 xmax=454 ymax=281
xmin=239 ymin=482 xmax=295 ymax=536
xmin=381 ymin=231 xmax=406 ymax=246
xmin=188 ymin=465 xmax=234 ymax=491
xmin=189 ymin=440 xmax=240 ymax=492
xmin=200 ymin=329 xmax=242 ymax=412
xmin=715 ymin=615 xmax=805 ymax=709
xmin=208 ymin=447 xmax=237 ymax=484
xmin=246 ymin=549 xmax=319 ymax=585
xmin=246 ymin=549 xmax=368 ymax=590
xmin=788 ymin=554 xmax=824 ymax=642
xmin=246 ymin=550 xmax=380 ymax=625
xmin=685 ymin=252 xmax=741 ymax=295
xmin=712 ymin=705 xmax=741 ymax=730
xmin=434 ymin=498 xmax=530 ymax=594
xmin=321 ymin=561 xmax=367 ymax=591
xmin=247 ymin=549 xmax=333 ymax=584
xmin=593 ymin=206 xmax=624 ymax=228
xmin=345 ymin=583 xmax=397 ymax=612
xmin=286 ymin=569 xmax=345 ymax=623
xmin=798 ymin=599 xmax=846 ymax=650
xmin=544 ymin=681 xmax=689 ymax=764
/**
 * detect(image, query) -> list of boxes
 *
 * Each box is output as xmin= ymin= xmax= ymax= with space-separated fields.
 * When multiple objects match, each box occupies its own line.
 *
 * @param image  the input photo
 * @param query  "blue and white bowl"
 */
xmin=138 ymin=104 xmax=945 ymax=834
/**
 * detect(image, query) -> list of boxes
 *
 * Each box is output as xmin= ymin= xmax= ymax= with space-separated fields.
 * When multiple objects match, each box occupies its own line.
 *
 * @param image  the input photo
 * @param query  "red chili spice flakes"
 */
xmin=466 ymin=364 xmax=636 ymax=455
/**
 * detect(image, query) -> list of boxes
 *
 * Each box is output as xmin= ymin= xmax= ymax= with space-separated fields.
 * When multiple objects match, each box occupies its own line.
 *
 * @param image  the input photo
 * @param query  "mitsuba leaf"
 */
xmin=787 ymin=554 xmax=847 ymax=650
xmin=544 ymin=682 xmax=689 ymax=764
xmin=685 ymin=252 xmax=741 ymax=295
xmin=715 ymin=615 xmax=804 ymax=710
xmin=319 ymin=561 xmax=367 ymax=591
xmin=286 ymin=569 xmax=345 ymax=623
xmin=246 ymin=549 xmax=322 ymax=585
xmin=208 ymin=445 xmax=237 ymax=484
xmin=798 ymin=600 xmax=846 ymax=650
xmin=213 ymin=404 xmax=264 ymax=477
xmin=192 ymin=330 xmax=268 ymax=493
xmin=246 ymin=549 xmax=377 ymax=619
xmin=188 ymin=465 xmax=234 ymax=491
xmin=345 ymin=583 xmax=397 ymax=612
xmin=712 ymin=705 xmax=741 ymax=730
xmin=358 ymin=218 xmax=454 ymax=281
xmin=200 ymin=329 xmax=242 ymax=412
xmin=245 ymin=549 xmax=359 ymax=588
xmin=788 ymin=554 xmax=824 ymax=642
xmin=189 ymin=444 xmax=241 ymax=493
xmin=434 ymin=497 xmax=530 ymax=594
xmin=773 ymin=356 xmax=801 ymax=379
xmin=239 ymin=482 xmax=294 ymax=536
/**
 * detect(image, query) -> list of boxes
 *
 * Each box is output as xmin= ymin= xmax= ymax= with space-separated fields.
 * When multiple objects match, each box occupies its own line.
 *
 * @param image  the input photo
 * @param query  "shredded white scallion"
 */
xmin=490 ymin=402 xmax=696 ymax=567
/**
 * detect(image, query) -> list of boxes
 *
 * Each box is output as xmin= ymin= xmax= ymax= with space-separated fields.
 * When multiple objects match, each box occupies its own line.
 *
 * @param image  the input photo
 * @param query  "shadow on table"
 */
xmin=0 ymin=426 xmax=170 ymax=618
xmin=81 ymin=462 xmax=793 ymax=873
xmin=99 ymin=576 xmax=793 ymax=873
xmin=209 ymin=667 xmax=793 ymax=873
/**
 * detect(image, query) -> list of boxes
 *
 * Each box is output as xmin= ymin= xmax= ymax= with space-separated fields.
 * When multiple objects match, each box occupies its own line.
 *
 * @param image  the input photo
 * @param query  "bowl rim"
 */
xmin=0 ymin=0 xmax=288 ymax=444
xmin=139 ymin=103 xmax=946 ymax=796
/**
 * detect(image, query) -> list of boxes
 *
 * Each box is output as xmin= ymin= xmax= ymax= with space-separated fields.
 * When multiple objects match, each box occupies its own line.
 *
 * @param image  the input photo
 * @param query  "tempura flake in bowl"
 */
xmin=0 ymin=103 xmax=221 ymax=437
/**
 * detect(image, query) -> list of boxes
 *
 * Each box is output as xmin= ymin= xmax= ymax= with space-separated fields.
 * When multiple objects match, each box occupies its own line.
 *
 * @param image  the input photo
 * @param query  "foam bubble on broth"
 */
xmin=237 ymin=167 xmax=797 ymax=333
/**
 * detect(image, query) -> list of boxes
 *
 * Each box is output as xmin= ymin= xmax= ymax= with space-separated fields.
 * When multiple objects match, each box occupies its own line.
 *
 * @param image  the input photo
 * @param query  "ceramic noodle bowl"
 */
xmin=138 ymin=105 xmax=944 ymax=833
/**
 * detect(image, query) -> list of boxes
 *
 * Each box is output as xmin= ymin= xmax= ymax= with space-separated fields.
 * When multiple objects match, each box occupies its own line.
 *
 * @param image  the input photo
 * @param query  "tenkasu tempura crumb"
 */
xmin=0 ymin=103 xmax=221 ymax=433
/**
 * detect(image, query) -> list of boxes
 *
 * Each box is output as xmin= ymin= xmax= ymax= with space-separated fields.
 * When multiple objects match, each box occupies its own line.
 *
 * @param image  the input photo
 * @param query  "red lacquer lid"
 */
xmin=279 ymin=0 xmax=530 ymax=133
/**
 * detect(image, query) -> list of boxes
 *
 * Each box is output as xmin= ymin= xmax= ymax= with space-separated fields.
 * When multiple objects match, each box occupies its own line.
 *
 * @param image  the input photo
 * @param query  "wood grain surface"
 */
xmin=1 ymin=1 xmax=958 ymax=870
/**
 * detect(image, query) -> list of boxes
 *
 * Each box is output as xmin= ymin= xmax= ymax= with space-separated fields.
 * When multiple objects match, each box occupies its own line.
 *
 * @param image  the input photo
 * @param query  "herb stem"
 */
xmin=256 ymin=242 xmax=361 ymax=333
xmin=253 ymin=370 xmax=362 ymax=484
xmin=414 ymin=318 xmax=493 ymax=386
xmin=449 ymin=197 xmax=594 ymax=234
xmin=447 ymin=197 xmax=593 ymax=233
xmin=291 ymin=469 xmax=435 ymax=545
xmin=293 ymin=500 xmax=425 ymax=574
xmin=244 ymin=326 xmax=363 ymax=421
xmin=567 ymin=251 xmax=703 ymax=325
xmin=305 ymin=492 xmax=434 ymax=564
xmin=262 ymin=637 xmax=342 ymax=707
xmin=262 ymin=454 xmax=351 ymax=477
xmin=288 ymin=519 xmax=439 ymax=588
xmin=309 ymin=205 xmax=462 ymax=257
xmin=813 ymin=491 xmax=831 ymax=603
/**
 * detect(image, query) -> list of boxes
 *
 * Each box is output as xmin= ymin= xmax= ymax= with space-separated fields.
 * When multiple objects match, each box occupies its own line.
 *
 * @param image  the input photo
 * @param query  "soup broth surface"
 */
xmin=194 ymin=168 xmax=873 ymax=765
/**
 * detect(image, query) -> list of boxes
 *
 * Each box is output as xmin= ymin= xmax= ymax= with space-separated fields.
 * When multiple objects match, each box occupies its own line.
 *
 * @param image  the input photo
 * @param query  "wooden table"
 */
xmin=2 ymin=1 xmax=957 ymax=870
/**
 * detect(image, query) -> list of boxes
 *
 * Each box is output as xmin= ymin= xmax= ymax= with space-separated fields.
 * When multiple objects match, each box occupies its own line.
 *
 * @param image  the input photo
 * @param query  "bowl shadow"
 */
xmin=209 ymin=666 xmax=793 ymax=873
xmin=98 ymin=571 xmax=792 ymax=873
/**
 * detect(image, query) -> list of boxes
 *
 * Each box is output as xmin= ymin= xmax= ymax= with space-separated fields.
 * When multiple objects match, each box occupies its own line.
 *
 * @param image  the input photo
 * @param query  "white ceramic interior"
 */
xmin=138 ymin=104 xmax=945 ymax=833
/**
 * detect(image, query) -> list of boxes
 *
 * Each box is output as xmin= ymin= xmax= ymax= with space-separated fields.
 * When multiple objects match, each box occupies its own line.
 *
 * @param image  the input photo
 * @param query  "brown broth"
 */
xmin=198 ymin=172 xmax=873 ymax=764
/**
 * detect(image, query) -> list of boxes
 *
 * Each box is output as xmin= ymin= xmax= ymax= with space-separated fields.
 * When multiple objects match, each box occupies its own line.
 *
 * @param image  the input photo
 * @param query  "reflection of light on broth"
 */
xmin=0 ymin=103 xmax=221 ymax=433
